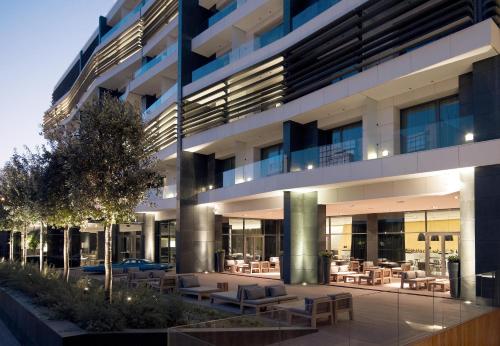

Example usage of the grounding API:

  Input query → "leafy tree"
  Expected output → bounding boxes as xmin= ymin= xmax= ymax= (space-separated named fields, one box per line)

xmin=0 ymin=198 xmax=16 ymax=261
xmin=0 ymin=149 xmax=40 ymax=266
xmin=68 ymin=94 xmax=159 ymax=300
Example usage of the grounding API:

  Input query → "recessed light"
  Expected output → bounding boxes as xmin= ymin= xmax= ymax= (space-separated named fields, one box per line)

xmin=465 ymin=133 xmax=474 ymax=142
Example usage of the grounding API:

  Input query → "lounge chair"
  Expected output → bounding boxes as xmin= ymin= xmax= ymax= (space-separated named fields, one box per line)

xmin=330 ymin=264 xmax=357 ymax=282
xmin=260 ymin=261 xmax=270 ymax=273
xmin=359 ymin=269 xmax=382 ymax=285
xmin=177 ymin=275 xmax=221 ymax=301
xmin=150 ymin=274 xmax=176 ymax=293
xmin=127 ymin=271 xmax=150 ymax=288
xmin=249 ymin=261 xmax=261 ymax=273
xmin=328 ymin=293 xmax=354 ymax=323
xmin=286 ymin=297 xmax=333 ymax=328
xmin=392 ymin=263 xmax=410 ymax=277
xmin=381 ymin=268 xmax=392 ymax=284
xmin=269 ymin=257 xmax=280 ymax=272
xmin=401 ymin=270 xmax=435 ymax=289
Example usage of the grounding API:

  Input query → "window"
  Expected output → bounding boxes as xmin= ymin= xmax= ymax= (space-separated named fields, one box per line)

xmin=260 ymin=144 xmax=284 ymax=177
xmin=220 ymin=156 xmax=235 ymax=187
xmin=400 ymin=96 xmax=463 ymax=153
xmin=326 ymin=216 xmax=366 ymax=260
xmin=321 ymin=121 xmax=362 ymax=166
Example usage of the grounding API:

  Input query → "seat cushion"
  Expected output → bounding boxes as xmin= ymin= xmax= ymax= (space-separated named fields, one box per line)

xmin=265 ymin=285 xmax=287 ymax=297
xmin=340 ymin=265 xmax=349 ymax=272
xmin=277 ymin=295 xmax=298 ymax=303
xmin=180 ymin=286 xmax=219 ymax=294
xmin=226 ymin=259 xmax=235 ymax=266
xmin=132 ymin=271 xmax=149 ymax=280
xmin=416 ymin=270 xmax=427 ymax=278
xmin=237 ymin=284 xmax=258 ymax=300
xmin=405 ymin=271 xmax=416 ymax=279
xmin=330 ymin=265 xmax=339 ymax=273
xmin=149 ymin=270 xmax=165 ymax=279
xmin=211 ymin=291 xmax=239 ymax=303
xmin=305 ymin=298 xmax=314 ymax=314
xmin=180 ymin=275 xmax=200 ymax=288
xmin=244 ymin=286 xmax=266 ymax=300
xmin=243 ymin=297 xmax=278 ymax=305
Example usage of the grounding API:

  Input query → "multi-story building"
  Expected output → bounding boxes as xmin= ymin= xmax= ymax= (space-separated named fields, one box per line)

xmin=43 ymin=0 xmax=500 ymax=294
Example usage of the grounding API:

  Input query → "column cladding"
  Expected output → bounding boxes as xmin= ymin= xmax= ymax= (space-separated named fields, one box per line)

xmin=283 ymin=191 xmax=320 ymax=284
xmin=366 ymin=214 xmax=378 ymax=261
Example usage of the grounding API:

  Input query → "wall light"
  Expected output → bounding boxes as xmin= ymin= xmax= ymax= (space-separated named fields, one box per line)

xmin=382 ymin=150 xmax=389 ymax=157
xmin=246 ymin=177 xmax=253 ymax=182
xmin=208 ymin=185 xmax=213 ymax=190
xmin=465 ymin=133 xmax=474 ymax=142
xmin=367 ymin=152 xmax=378 ymax=160
xmin=307 ymin=164 xmax=314 ymax=170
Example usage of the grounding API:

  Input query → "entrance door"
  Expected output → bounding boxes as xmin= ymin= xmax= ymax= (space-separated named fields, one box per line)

xmin=425 ymin=233 xmax=460 ymax=277
xmin=160 ymin=221 xmax=176 ymax=263
xmin=245 ymin=236 xmax=264 ymax=261
xmin=121 ymin=232 xmax=140 ymax=260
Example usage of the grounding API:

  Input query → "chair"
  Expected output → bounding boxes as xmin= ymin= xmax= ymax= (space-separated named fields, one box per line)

xmin=328 ymin=293 xmax=354 ymax=323
xmin=127 ymin=271 xmax=150 ymax=288
xmin=349 ymin=261 xmax=360 ymax=273
xmin=270 ymin=257 xmax=280 ymax=272
xmin=359 ymin=269 xmax=382 ymax=285
xmin=392 ymin=263 xmax=410 ymax=277
xmin=250 ymin=261 xmax=261 ymax=274
xmin=260 ymin=261 xmax=270 ymax=273
xmin=225 ymin=259 xmax=236 ymax=273
xmin=363 ymin=261 xmax=375 ymax=271
xmin=287 ymin=297 xmax=333 ymax=328
xmin=381 ymin=268 xmax=392 ymax=284
xmin=177 ymin=275 xmax=222 ymax=301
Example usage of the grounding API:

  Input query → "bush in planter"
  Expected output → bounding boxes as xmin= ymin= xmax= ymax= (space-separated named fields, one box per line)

xmin=448 ymin=254 xmax=460 ymax=298
xmin=319 ymin=251 xmax=334 ymax=284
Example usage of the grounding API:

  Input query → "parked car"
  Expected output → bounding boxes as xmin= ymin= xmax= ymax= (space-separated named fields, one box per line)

xmin=82 ymin=258 xmax=173 ymax=273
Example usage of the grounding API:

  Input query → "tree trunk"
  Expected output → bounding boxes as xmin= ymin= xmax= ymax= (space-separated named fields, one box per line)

xmin=63 ymin=226 xmax=71 ymax=282
xmin=104 ymin=221 xmax=114 ymax=302
xmin=39 ymin=223 xmax=44 ymax=272
xmin=21 ymin=226 xmax=27 ymax=266
xmin=9 ymin=231 xmax=14 ymax=261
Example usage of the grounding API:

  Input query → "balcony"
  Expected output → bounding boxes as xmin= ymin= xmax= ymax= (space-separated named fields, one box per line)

xmin=134 ymin=44 xmax=178 ymax=79
xmin=292 ymin=0 xmax=341 ymax=30
xmin=142 ymin=83 xmax=178 ymax=122
xmin=192 ymin=23 xmax=284 ymax=81
xmin=207 ymin=0 xmax=247 ymax=27
xmin=101 ymin=0 xmax=147 ymax=43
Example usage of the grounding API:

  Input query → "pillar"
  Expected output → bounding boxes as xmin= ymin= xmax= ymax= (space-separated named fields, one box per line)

xmin=460 ymin=168 xmax=475 ymax=299
xmin=366 ymin=214 xmax=378 ymax=261
xmin=143 ymin=214 xmax=155 ymax=262
xmin=283 ymin=191 xmax=320 ymax=284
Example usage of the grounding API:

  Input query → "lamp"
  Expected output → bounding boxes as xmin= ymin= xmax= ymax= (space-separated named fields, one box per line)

xmin=431 ymin=235 xmax=439 ymax=241
xmin=417 ymin=233 xmax=425 ymax=241
xmin=444 ymin=235 xmax=454 ymax=241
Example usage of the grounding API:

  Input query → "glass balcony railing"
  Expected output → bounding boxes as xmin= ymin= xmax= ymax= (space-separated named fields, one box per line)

xmin=101 ymin=0 xmax=147 ymax=43
xmin=162 ymin=184 xmax=177 ymax=199
xmin=192 ymin=23 xmax=284 ymax=81
xmin=292 ymin=0 xmax=341 ymax=30
xmin=134 ymin=44 xmax=178 ymax=79
xmin=142 ymin=83 xmax=177 ymax=120
xmin=208 ymin=0 xmax=247 ymax=27
xmin=221 ymin=155 xmax=285 ymax=188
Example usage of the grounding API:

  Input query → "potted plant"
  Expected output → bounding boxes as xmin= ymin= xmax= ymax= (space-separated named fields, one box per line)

xmin=215 ymin=249 xmax=226 ymax=273
xmin=448 ymin=254 xmax=460 ymax=298
xmin=279 ymin=251 xmax=284 ymax=280
xmin=319 ymin=250 xmax=333 ymax=285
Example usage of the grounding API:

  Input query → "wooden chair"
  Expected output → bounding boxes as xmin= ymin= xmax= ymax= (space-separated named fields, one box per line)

xmin=359 ymin=269 xmax=382 ymax=285
xmin=287 ymin=297 xmax=333 ymax=328
xmin=329 ymin=293 xmax=354 ymax=323
xmin=349 ymin=261 xmax=360 ymax=273
xmin=250 ymin=261 xmax=261 ymax=273
xmin=381 ymin=268 xmax=392 ymax=284
xmin=392 ymin=263 xmax=411 ymax=277
xmin=362 ymin=261 xmax=375 ymax=271
xmin=260 ymin=261 xmax=270 ymax=273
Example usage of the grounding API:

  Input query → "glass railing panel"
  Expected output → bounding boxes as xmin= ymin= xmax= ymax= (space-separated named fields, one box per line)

xmin=134 ymin=44 xmax=178 ymax=78
xmin=101 ymin=0 xmax=146 ymax=43
xmin=162 ymin=184 xmax=177 ymax=199
xmin=292 ymin=0 xmax=341 ymax=30
xmin=192 ymin=22 xmax=284 ymax=82
xmin=207 ymin=0 xmax=248 ymax=27
xmin=218 ymin=155 xmax=284 ymax=188
xmin=142 ymin=83 xmax=177 ymax=120
xmin=400 ymin=115 xmax=474 ymax=154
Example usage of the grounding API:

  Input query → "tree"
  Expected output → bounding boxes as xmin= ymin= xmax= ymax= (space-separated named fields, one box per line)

xmin=40 ymin=143 xmax=87 ymax=282
xmin=0 ymin=198 xmax=16 ymax=261
xmin=68 ymin=94 xmax=159 ymax=300
xmin=0 ymin=149 xmax=40 ymax=266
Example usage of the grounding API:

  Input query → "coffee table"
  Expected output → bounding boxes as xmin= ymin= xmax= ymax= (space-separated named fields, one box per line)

xmin=428 ymin=280 xmax=450 ymax=292
xmin=343 ymin=273 xmax=363 ymax=284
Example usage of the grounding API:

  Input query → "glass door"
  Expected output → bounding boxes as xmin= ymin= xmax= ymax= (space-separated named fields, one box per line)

xmin=159 ymin=221 xmax=176 ymax=263
xmin=425 ymin=233 xmax=460 ymax=277
xmin=245 ymin=236 xmax=264 ymax=261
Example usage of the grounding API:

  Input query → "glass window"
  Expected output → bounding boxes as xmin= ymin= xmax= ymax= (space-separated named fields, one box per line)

xmin=260 ymin=144 xmax=283 ymax=177
xmin=326 ymin=216 xmax=365 ymax=259
xmin=401 ymin=96 xmax=461 ymax=153
xmin=220 ymin=156 xmax=235 ymax=187
xmin=321 ymin=122 xmax=362 ymax=166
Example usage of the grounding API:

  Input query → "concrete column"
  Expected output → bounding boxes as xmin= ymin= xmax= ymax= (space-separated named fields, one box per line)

xmin=283 ymin=191 xmax=320 ymax=284
xmin=460 ymin=168 xmax=475 ymax=299
xmin=362 ymin=98 xmax=379 ymax=160
xmin=143 ymin=214 xmax=155 ymax=262
xmin=366 ymin=214 xmax=378 ymax=261
xmin=377 ymin=103 xmax=399 ymax=156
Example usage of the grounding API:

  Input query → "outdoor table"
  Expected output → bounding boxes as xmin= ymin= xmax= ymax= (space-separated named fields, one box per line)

xmin=217 ymin=282 xmax=229 ymax=292
xmin=343 ymin=273 xmax=364 ymax=284
xmin=428 ymin=280 xmax=449 ymax=292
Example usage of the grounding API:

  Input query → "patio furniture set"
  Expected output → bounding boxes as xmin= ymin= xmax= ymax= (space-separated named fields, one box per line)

xmin=225 ymin=257 xmax=280 ymax=274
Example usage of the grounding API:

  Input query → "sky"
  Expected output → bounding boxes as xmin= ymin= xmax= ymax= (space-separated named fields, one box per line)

xmin=0 ymin=0 xmax=116 ymax=165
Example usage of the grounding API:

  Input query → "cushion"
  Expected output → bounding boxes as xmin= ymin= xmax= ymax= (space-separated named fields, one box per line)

xmin=133 ymin=271 xmax=149 ymax=280
xmin=235 ymin=260 xmax=245 ymax=265
xmin=244 ymin=286 xmax=266 ymax=300
xmin=305 ymin=297 xmax=314 ymax=314
xmin=243 ymin=297 xmax=277 ymax=305
xmin=416 ymin=270 xmax=427 ymax=278
xmin=339 ymin=265 xmax=349 ymax=272
xmin=180 ymin=275 xmax=200 ymax=288
xmin=266 ymin=285 xmax=287 ymax=297
xmin=330 ymin=265 xmax=339 ymax=273
xmin=149 ymin=270 xmax=165 ymax=279
xmin=237 ymin=284 xmax=258 ymax=300
xmin=405 ymin=271 xmax=416 ymax=279
xmin=226 ymin=259 xmax=235 ymax=266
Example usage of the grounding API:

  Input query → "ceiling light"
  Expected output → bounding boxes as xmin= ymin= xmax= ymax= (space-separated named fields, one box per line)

xmin=465 ymin=133 xmax=474 ymax=142
xmin=307 ymin=164 xmax=314 ymax=170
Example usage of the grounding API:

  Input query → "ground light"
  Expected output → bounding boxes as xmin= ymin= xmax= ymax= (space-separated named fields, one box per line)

xmin=465 ymin=133 xmax=474 ymax=142
xmin=307 ymin=164 xmax=313 ymax=170
xmin=302 ymin=282 xmax=307 ymax=286
xmin=382 ymin=150 xmax=389 ymax=157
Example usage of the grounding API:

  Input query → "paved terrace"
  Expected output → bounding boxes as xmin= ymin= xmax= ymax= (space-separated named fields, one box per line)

xmin=190 ymin=273 xmax=494 ymax=346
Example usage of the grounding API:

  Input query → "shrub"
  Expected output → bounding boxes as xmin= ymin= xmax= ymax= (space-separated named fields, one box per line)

xmin=0 ymin=262 xmax=232 ymax=332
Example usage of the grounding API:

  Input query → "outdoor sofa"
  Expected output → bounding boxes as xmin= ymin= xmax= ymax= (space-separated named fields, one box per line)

xmin=177 ymin=274 xmax=222 ymax=301
xmin=400 ymin=270 xmax=435 ymax=289
xmin=210 ymin=284 xmax=298 ymax=314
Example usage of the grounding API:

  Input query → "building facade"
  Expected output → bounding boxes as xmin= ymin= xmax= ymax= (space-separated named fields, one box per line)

xmin=43 ymin=0 xmax=500 ymax=293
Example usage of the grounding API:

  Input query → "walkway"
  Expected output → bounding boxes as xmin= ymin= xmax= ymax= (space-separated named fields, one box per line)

xmin=192 ymin=273 xmax=493 ymax=346
xmin=0 ymin=318 xmax=19 ymax=346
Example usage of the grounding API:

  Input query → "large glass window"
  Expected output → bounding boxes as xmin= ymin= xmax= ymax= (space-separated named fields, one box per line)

xmin=260 ymin=144 xmax=284 ymax=177
xmin=326 ymin=216 xmax=366 ymax=260
xmin=321 ymin=121 xmax=362 ymax=166
xmin=158 ymin=220 xmax=176 ymax=263
xmin=400 ymin=96 xmax=465 ymax=153
xmin=220 ymin=156 xmax=235 ymax=187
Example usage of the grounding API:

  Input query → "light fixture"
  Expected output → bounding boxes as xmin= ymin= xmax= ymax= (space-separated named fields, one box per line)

xmin=444 ymin=235 xmax=454 ymax=241
xmin=465 ymin=133 xmax=474 ymax=142
xmin=307 ymin=164 xmax=314 ymax=170
xmin=382 ymin=150 xmax=389 ymax=157
xmin=301 ymin=282 xmax=308 ymax=286
xmin=246 ymin=177 xmax=253 ymax=182
xmin=454 ymin=195 xmax=459 ymax=200
xmin=127 ymin=296 xmax=132 ymax=302
xmin=431 ymin=235 xmax=439 ymax=241
xmin=208 ymin=185 xmax=213 ymax=190
xmin=417 ymin=233 xmax=425 ymax=241
xmin=367 ymin=152 xmax=378 ymax=160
